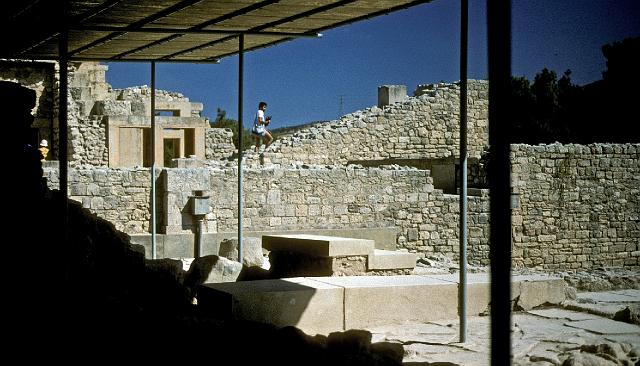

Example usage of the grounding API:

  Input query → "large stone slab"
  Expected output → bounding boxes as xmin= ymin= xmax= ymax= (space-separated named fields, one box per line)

xmin=262 ymin=234 xmax=374 ymax=257
xmin=577 ymin=290 xmax=640 ymax=303
xmin=197 ymin=273 xmax=568 ymax=335
xmin=420 ymin=273 xmax=491 ymax=316
xmin=512 ymin=274 xmax=565 ymax=310
xmin=368 ymin=249 xmax=417 ymax=270
xmin=565 ymin=318 xmax=640 ymax=334
xmin=420 ymin=273 xmax=565 ymax=314
xmin=527 ymin=308 xmax=599 ymax=321
xmin=311 ymin=275 xmax=458 ymax=329
xmin=198 ymin=277 xmax=344 ymax=335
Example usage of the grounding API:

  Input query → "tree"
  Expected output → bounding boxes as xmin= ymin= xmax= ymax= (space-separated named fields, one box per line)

xmin=508 ymin=36 xmax=640 ymax=143
xmin=556 ymin=69 xmax=584 ymax=142
xmin=509 ymin=69 xmax=571 ymax=143
xmin=508 ymin=76 xmax=536 ymax=142
xmin=598 ymin=37 xmax=640 ymax=142
xmin=531 ymin=68 xmax=560 ymax=141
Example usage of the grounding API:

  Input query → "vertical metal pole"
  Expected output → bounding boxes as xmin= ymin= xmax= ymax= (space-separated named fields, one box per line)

xmin=196 ymin=217 xmax=204 ymax=258
xmin=487 ymin=1 xmax=512 ymax=365
xmin=151 ymin=61 xmax=157 ymax=259
xmin=458 ymin=0 xmax=468 ymax=344
xmin=237 ymin=34 xmax=244 ymax=264
xmin=59 ymin=26 xmax=69 ymax=267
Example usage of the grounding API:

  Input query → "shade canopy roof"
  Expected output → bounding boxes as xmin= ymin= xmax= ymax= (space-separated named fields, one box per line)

xmin=1 ymin=0 xmax=431 ymax=62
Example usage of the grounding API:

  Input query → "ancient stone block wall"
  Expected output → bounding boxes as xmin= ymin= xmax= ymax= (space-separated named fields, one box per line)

xmin=44 ymin=165 xmax=490 ymax=263
xmin=3 ymin=61 xmax=236 ymax=166
xmin=511 ymin=143 xmax=640 ymax=269
xmin=205 ymin=128 xmax=236 ymax=160
xmin=255 ymin=80 xmax=488 ymax=166
xmin=44 ymin=167 xmax=156 ymax=234
xmin=44 ymin=143 xmax=639 ymax=269
xmin=67 ymin=62 xmax=112 ymax=167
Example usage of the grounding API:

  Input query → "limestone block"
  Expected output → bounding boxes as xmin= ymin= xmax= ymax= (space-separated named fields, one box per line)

xmin=198 ymin=277 xmax=344 ymax=335
xmin=367 ymin=250 xmax=416 ymax=270
xmin=512 ymin=275 xmax=565 ymax=310
xmin=262 ymin=234 xmax=375 ymax=257
xmin=315 ymin=275 xmax=458 ymax=329
xmin=419 ymin=273 xmax=492 ymax=316
xmin=188 ymin=255 xmax=242 ymax=284
xmin=218 ymin=237 xmax=264 ymax=268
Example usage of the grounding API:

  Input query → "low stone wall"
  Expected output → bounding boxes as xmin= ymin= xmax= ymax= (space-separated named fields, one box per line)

xmin=47 ymin=165 xmax=468 ymax=257
xmin=44 ymin=167 xmax=155 ymax=233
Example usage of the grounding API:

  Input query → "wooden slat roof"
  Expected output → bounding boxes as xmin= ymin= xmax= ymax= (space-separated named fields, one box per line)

xmin=1 ymin=0 xmax=433 ymax=62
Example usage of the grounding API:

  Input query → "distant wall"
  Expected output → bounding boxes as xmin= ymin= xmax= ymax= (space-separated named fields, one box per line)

xmin=253 ymin=80 xmax=489 ymax=166
xmin=205 ymin=128 xmax=236 ymax=160
xmin=511 ymin=143 xmax=640 ymax=269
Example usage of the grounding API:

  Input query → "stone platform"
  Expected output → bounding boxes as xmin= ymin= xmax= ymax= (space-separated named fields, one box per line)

xmin=198 ymin=273 xmax=565 ymax=336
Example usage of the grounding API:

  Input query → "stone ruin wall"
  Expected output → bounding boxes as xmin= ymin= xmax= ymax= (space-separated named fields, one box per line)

xmin=2 ymin=61 xmax=236 ymax=167
xmin=44 ymin=142 xmax=639 ymax=269
xmin=66 ymin=62 xmax=111 ymax=167
xmin=66 ymin=63 xmax=236 ymax=167
xmin=252 ymin=80 xmax=488 ymax=166
xmin=511 ymin=143 xmax=639 ymax=269
xmin=45 ymin=165 xmax=491 ymax=264
xmin=8 ymin=61 xmax=636 ymax=269
xmin=0 ymin=60 xmax=58 ymax=156
xmin=205 ymin=128 xmax=236 ymax=160
xmin=44 ymin=167 xmax=157 ymax=233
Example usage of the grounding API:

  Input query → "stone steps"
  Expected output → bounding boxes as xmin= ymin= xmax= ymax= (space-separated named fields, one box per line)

xmin=263 ymin=234 xmax=375 ymax=257
xmin=198 ymin=273 xmax=565 ymax=336
xmin=262 ymin=234 xmax=416 ymax=276
xmin=368 ymin=249 xmax=417 ymax=270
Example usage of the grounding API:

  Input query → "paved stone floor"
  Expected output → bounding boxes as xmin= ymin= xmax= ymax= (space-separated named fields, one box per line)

xmin=365 ymin=289 xmax=640 ymax=365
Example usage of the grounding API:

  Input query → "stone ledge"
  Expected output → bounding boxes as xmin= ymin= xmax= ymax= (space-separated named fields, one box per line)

xmin=198 ymin=274 xmax=566 ymax=335
xmin=199 ymin=277 xmax=344 ymax=335
xmin=368 ymin=249 xmax=417 ymax=270
xmin=262 ymin=234 xmax=375 ymax=257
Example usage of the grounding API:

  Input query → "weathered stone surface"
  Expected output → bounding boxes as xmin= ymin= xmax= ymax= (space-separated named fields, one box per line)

xmin=34 ymin=61 xmax=640 ymax=270
xmin=184 ymin=255 xmax=242 ymax=287
xmin=218 ymin=237 xmax=264 ymax=268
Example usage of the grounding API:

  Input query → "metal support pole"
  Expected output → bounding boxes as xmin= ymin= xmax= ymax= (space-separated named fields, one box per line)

xmin=59 ymin=26 xmax=69 ymax=271
xmin=237 ymin=34 xmax=244 ymax=264
xmin=458 ymin=0 xmax=468 ymax=344
xmin=151 ymin=61 xmax=157 ymax=259
xmin=195 ymin=216 xmax=204 ymax=258
xmin=487 ymin=1 xmax=512 ymax=364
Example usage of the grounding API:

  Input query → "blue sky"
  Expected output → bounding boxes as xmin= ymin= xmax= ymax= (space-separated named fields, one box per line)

xmin=105 ymin=0 xmax=640 ymax=128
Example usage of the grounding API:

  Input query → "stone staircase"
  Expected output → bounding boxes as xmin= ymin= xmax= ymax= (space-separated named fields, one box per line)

xmin=263 ymin=234 xmax=417 ymax=277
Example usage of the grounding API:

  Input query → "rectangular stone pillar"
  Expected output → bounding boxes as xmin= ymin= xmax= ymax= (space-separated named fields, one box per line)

xmin=378 ymin=85 xmax=407 ymax=107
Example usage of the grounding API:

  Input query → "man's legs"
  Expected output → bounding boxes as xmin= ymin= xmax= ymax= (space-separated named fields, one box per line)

xmin=253 ymin=135 xmax=261 ymax=152
xmin=264 ymin=131 xmax=273 ymax=149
